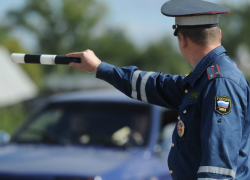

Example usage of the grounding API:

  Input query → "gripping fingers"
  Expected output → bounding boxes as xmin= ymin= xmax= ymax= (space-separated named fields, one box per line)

xmin=67 ymin=50 xmax=100 ymax=72
xmin=69 ymin=62 xmax=88 ymax=71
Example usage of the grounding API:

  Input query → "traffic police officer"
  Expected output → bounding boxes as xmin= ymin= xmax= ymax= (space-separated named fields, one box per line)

xmin=67 ymin=0 xmax=250 ymax=179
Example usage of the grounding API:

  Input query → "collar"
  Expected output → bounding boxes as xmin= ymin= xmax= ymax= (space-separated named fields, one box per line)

xmin=183 ymin=46 xmax=227 ymax=87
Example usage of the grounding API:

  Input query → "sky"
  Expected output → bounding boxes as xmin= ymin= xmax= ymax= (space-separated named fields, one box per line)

xmin=0 ymin=0 xmax=248 ymax=50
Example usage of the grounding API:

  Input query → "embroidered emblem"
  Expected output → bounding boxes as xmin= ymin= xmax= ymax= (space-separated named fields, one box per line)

xmin=215 ymin=95 xmax=232 ymax=115
xmin=177 ymin=120 xmax=185 ymax=137
xmin=207 ymin=64 xmax=221 ymax=80
xmin=189 ymin=92 xmax=199 ymax=99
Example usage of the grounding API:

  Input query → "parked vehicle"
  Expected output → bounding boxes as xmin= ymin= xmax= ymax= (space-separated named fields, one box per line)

xmin=0 ymin=90 xmax=177 ymax=180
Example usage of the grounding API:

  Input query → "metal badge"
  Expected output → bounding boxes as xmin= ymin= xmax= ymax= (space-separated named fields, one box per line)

xmin=177 ymin=120 xmax=185 ymax=137
xmin=172 ymin=24 xmax=178 ymax=29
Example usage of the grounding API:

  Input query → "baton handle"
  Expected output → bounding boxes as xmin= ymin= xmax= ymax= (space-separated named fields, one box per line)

xmin=11 ymin=53 xmax=81 ymax=65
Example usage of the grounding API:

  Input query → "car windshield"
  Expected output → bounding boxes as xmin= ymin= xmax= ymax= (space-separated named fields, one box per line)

xmin=13 ymin=101 xmax=151 ymax=148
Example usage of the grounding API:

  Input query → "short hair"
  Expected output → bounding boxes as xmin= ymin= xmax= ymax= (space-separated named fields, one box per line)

xmin=177 ymin=27 xmax=221 ymax=46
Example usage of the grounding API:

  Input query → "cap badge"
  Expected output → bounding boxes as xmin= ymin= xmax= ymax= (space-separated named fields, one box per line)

xmin=172 ymin=25 xmax=178 ymax=29
xmin=177 ymin=120 xmax=185 ymax=137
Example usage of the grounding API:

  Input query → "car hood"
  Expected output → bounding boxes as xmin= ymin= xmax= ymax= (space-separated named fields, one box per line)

xmin=0 ymin=144 xmax=140 ymax=177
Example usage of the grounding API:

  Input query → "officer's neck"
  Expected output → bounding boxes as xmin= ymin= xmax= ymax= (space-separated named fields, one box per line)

xmin=186 ymin=42 xmax=221 ymax=68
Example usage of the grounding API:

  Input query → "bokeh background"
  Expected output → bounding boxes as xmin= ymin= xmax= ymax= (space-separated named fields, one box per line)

xmin=0 ymin=0 xmax=250 ymax=135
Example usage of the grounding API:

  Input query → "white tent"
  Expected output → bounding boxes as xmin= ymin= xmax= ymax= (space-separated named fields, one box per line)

xmin=0 ymin=47 xmax=38 ymax=107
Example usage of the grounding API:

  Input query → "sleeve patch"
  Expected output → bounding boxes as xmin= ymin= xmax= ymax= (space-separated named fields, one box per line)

xmin=215 ymin=95 xmax=232 ymax=115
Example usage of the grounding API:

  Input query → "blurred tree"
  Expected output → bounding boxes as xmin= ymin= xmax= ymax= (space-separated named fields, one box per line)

xmin=91 ymin=32 xmax=191 ymax=74
xmin=135 ymin=37 xmax=192 ymax=74
xmin=0 ymin=26 xmax=24 ymax=53
xmin=90 ymin=28 xmax=139 ymax=67
xmin=220 ymin=3 xmax=250 ymax=58
xmin=0 ymin=104 xmax=28 ymax=135
xmin=220 ymin=3 xmax=250 ymax=80
xmin=0 ymin=26 xmax=45 ymax=88
xmin=3 ymin=0 xmax=191 ymax=89
xmin=7 ymin=0 xmax=107 ymax=76
xmin=0 ymin=0 xmax=192 ymax=134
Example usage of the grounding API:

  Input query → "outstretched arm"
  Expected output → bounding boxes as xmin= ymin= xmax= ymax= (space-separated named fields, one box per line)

xmin=67 ymin=50 xmax=184 ymax=109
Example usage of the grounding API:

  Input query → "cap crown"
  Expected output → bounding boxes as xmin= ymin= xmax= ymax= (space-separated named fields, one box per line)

xmin=161 ymin=0 xmax=231 ymax=17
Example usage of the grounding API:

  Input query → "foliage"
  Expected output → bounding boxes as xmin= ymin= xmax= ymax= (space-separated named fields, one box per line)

xmin=3 ymin=0 xmax=192 ymax=87
xmin=1 ymin=0 xmax=250 ymax=135
xmin=0 ymin=26 xmax=25 ymax=53
xmin=6 ymin=0 xmax=108 ymax=80
xmin=136 ymin=37 xmax=192 ymax=74
xmin=220 ymin=3 xmax=250 ymax=59
xmin=0 ymin=104 xmax=28 ymax=135
xmin=220 ymin=2 xmax=250 ymax=81
xmin=0 ymin=0 xmax=190 ymax=134
xmin=90 ymin=29 xmax=139 ymax=67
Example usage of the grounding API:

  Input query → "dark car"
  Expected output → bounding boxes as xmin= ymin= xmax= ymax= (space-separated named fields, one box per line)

xmin=0 ymin=90 xmax=177 ymax=180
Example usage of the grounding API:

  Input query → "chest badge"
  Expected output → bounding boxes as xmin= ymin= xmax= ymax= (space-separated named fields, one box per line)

xmin=215 ymin=95 xmax=232 ymax=115
xmin=189 ymin=92 xmax=199 ymax=99
xmin=177 ymin=120 xmax=185 ymax=137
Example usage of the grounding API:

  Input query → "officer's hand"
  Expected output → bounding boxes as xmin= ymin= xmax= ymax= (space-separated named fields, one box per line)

xmin=66 ymin=49 xmax=101 ymax=73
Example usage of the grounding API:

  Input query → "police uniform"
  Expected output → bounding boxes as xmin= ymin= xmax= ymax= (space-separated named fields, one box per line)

xmin=96 ymin=1 xmax=250 ymax=179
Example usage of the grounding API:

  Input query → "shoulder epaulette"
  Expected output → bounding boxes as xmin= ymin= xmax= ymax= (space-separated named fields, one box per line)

xmin=207 ymin=64 xmax=221 ymax=80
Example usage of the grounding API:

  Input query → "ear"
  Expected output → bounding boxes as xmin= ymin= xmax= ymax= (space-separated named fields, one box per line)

xmin=218 ymin=28 xmax=222 ymax=39
xmin=179 ymin=33 xmax=188 ymax=49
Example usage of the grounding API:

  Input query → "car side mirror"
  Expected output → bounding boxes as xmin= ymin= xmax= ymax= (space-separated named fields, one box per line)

xmin=0 ymin=130 xmax=10 ymax=145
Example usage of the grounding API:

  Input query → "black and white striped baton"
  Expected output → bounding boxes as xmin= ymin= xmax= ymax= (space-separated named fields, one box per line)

xmin=11 ymin=53 xmax=81 ymax=65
